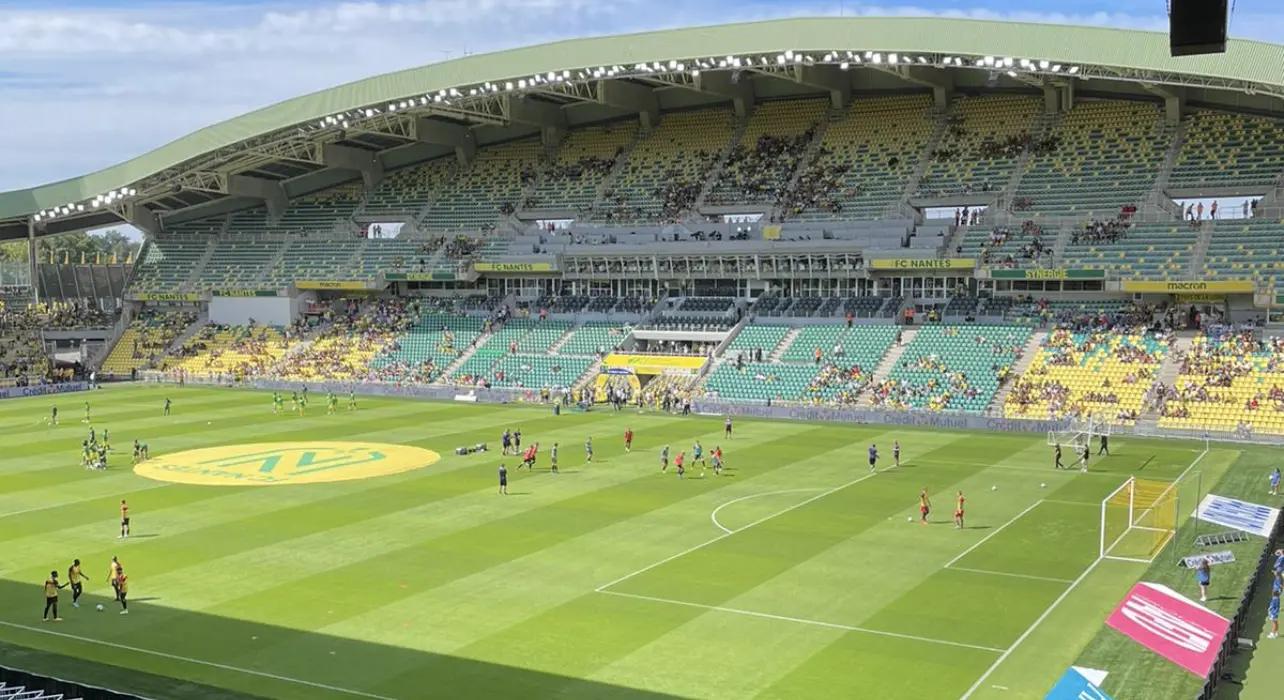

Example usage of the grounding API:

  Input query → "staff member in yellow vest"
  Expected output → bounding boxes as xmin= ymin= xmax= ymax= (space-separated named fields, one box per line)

xmin=68 ymin=558 xmax=90 ymax=608
xmin=43 ymin=571 xmax=67 ymax=622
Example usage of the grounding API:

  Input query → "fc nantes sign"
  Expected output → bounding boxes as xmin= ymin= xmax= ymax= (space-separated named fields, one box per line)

xmin=135 ymin=442 xmax=440 ymax=486
xmin=868 ymin=258 xmax=976 ymax=271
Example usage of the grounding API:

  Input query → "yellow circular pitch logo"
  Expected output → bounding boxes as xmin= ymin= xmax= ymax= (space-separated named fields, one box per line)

xmin=134 ymin=442 xmax=440 ymax=486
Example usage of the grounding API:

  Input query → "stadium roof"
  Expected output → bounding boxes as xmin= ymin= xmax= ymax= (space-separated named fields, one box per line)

xmin=3 ymin=15 xmax=1283 ymax=239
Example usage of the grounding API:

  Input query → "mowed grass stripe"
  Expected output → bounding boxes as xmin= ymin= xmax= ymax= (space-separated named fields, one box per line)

xmin=0 ymin=405 xmax=636 ymax=549
xmin=307 ymin=425 xmax=905 ymax=657
xmin=0 ymin=394 xmax=636 ymax=523
xmin=406 ymin=428 xmax=952 ymax=690
xmin=30 ymin=418 xmax=832 ymax=688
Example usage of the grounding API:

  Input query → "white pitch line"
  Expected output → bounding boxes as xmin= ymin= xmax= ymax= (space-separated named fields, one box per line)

xmin=958 ymin=444 xmax=1212 ymax=700
xmin=0 ymin=620 xmax=398 ymax=700
xmin=946 ymin=566 xmax=1074 ymax=585
xmin=0 ymin=481 xmax=171 ymax=520
xmin=599 ymin=589 xmax=1005 ymax=653
xmin=944 ymin=500 xmax=1044 ymax=569
xmin=709 ymin=488 xmax=825 ymax=535
xmin=596 ymin=466 xmax=892 ymax=593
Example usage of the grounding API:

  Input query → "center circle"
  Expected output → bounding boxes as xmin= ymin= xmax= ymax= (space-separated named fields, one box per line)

xmin=133 ymin=442 xmax=440 ymax=486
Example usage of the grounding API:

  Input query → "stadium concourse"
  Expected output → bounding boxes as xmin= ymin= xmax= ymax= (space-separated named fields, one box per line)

xmin=1 ymin=14 xmax=1284 ymax=700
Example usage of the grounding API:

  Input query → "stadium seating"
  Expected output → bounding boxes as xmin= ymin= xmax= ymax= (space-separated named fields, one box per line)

xmin=487 ymin=353 xmax=594 ymax=389
xmin=167 ymin=324 xmax=288 ymax=378
xmin=529 ymin=122 xmax=637 ymax=213
xmin=130 ymin=240 xmax=209 ymax=291
xmin=1005 ymin=299 xmax=1132 ymax=326
xmin=1157 ymin=333 xmax=1284 ymax=435
xmin=1170 ymin=110 xmax=1284 ymax=188
xmin=101 ymin=310 xmax=197 ymax=375
xmin=1203 ymin=218 xmax=1284 ymax=285
xmin=421 ymin=137 xmax=543 ymax=231
xmin=917 ymin=95 xmax=1042 ymax=198
xmin=270 ymin=239 xmax=362 ymax=285
xmin=557 ymin=321 xmax=630 ymax=356
xmin=228 ymin=184 xmax=362 ymax=237
xmin=0 ymin=330 xmax=48 ymax=381
xmin=1059 ymin=222 xmax=1197 ymax=279
xmin=595 ymin=108 xmax=734 ymax=222
xmin=272 ymin=301 xmax=414 ymax=381
xmin=706 ymin=98 xmax=827 ymax=206
xmin=786 ymin=94 xmax=935 ymax=221
xmin=199 ymin=240 xmax=281 ymax=289
xmin=726 ymin=324 xmax=790 ymax=355
xmin=1005 ymin=328 xmax=1168 ymax=425
xmin=875 ymin=325 xmax=1030 ymax=412
xmin=703 ymin=362 xmax=824 ymax=403
xmin=371 ymin=312 xmax=486 ymax=382
xmin=779 ymin=324 xmax=898 ymax=368
xmin=362 ymin=159 xmax=454 ymax=218
xmin=1015 ymin=101 xmax=1169 ymax=217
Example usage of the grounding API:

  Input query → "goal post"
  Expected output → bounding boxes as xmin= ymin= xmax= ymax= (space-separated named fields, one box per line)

xmin=1100 ymin=476 xmax=1180 ymax=562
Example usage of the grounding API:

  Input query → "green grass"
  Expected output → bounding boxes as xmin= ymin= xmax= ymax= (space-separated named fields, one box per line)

xmin=0 ymin=383 xmax=1275 ymax=700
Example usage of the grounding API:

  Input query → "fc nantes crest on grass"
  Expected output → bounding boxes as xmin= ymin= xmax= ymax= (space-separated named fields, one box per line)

xmin=134 ymin=442 xmax=440 ymax=486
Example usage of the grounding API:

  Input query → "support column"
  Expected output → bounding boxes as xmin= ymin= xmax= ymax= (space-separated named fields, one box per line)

xmin=28 ymin=218 xmax=39 ymax=304
xmin=1042 ymin=85 xmax=1059 ymax=114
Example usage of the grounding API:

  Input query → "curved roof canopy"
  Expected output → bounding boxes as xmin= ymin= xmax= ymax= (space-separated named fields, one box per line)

xmin=3 ymin=15 xmax=1282 ymax=236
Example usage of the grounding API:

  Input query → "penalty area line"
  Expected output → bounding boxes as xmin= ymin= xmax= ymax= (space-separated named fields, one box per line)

xmin=0 ymin=620 xmax=397 ymax=700
xmin=598 ymin=590 xmax=1004 ymax=653
xmin=709 ymin=488 xmax=825 ymax=535
xmin=597 ymin=465 xmax=896 ymax=593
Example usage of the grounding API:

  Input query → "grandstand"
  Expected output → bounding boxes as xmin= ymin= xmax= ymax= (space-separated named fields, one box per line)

xmin=4 ymin=15 xmax=1284 ymax=700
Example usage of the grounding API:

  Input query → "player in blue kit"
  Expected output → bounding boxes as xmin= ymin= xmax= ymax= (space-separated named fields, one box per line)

xmin=868 ymin=444 xmax=878 ymax=472
xmin=584 ymin=436 xmax=593 ymax=463
xmin=1270 ymin=467 xmax=1280 ymax=496
xmin=498 ymin=464 xmax=508 ymax=495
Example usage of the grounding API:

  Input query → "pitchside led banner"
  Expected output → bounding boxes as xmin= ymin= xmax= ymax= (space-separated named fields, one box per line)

xmin=1106 ymin=582 xmax=1229 ymax=676
xmin=1046 ymin=668 xmax=1113 ymax=700
xmin=1194 ymin=494 xmax=1280 ymax=537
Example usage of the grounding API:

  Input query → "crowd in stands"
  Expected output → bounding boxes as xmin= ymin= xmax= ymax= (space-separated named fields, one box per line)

xmin=0 ymin=299 xmax=114 ymax=331
xmin=708 ymin=132 xmax=816 ymax=206
xmin=974 ymin=221 xmax=1050 ymax=267
xmin=1071 ymin=218 xmax=1132 ymax=246
xmin=775 ymin=156 xmax=852 ymax=219
xmin=270 ymin=299 xmax=416 ymax=380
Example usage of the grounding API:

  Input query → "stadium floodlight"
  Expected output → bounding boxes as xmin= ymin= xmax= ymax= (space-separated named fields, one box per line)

xmin=775 ymin=54 xmax=786 ymax=65
xmin=917 ymin=56 xmax=927 ymax=63
xmin=839 ymin=61 xmax=849 ymax=70
xmin=888 ymin=52 xmax=898 ymax=64
xmin=1068 ymin=65 xmax=1080 ymax=74
xmin=76 ymin=204 xmax=84 ymax=211
xmin=1006 ymin=70 xmax=1017 ymax=78
xmin=1051 ymin=64 xmax=1062 ymax=72
xmin=983 ymin=55 xmax=995 ymax=66
xmin=871 ymin=52 xmax=882 ymax=64
xmin=388 ymin=104 xmax=397 ymax=112
xmin=505 ymin=81 xmax=514 ymax=90
xmin=561 ymin=70 xmax=570 ymax=79
xmin=1039 ymin=59 xmax=1050 ymax=69
xmin=691 ymin=69 xmax=700 ymax=77
xmin=784 ymin=49 xmax=794 ymax=60
xmin=518 ymin=79 xmax=527 ymax=88
xmin=341 ymin=120 xmax=349 ymax=128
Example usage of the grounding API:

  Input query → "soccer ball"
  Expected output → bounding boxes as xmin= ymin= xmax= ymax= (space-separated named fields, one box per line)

xmin=991 ymin=485 xmax=998 ymax=491
xmin=906 ymin=516 xmax=913 ymax=522
xmin=96 ymin=604 xmax=104 ymax=612
xmin=1040 ymin=482 xmax=1047 ymax=488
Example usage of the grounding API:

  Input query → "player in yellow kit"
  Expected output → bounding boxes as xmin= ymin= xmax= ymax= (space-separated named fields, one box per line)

xmin=68 ymin=558 xmax=90 ymax=608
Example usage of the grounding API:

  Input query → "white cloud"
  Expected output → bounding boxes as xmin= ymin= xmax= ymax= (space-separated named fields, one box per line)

xmin=0 ymin=0 xmax=1279 ymax=192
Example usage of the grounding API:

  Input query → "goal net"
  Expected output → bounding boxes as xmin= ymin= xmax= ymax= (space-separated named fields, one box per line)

xmin=1100 ymin=476 xmax=1179 ymax=562
xmin=1048 ymin=415 xmax=1111 ymax=451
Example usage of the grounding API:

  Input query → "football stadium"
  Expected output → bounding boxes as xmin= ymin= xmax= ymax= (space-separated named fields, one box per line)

xmin=2 ymin=13 xmax=1284 ymax=700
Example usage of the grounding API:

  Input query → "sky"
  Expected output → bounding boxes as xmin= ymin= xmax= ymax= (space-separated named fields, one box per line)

xmin=1 ymin=0 xmax=1281 ymax=194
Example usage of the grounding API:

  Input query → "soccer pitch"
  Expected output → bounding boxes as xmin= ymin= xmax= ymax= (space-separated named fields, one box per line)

xmin=0 ymin=384 xmax=1251 ymax=699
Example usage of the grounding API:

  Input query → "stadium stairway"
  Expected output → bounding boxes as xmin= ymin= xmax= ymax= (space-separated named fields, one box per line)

xmin=768 ymin=326 xmax=805 ymax=362
xmin=1144 ymin=118 xmax=1189 ymax=221
xmin=769 ymin=117 xmax=831 ymax=221
xmin=888 ymin=107 xmax=951 ymax=218
xmin=1139 ymin=331 xmax=1196 ymax=422
xmin=182 ymin=240 xmax=218 ymax=292
xmin=857 ymin=327 xmax=917 ymax=406
xmin=164 ymin=312 xmax=211 ymax=356
xmin=587 ymin=132 xmax=644 ymax=217
xmin=1186 ymin=223 xmax=1213 ymax=277
xmin=693 ymin=118 xmax=749 ymax=211
xmin=438 ymin=323 xmax=498 ymax=379
xmin=986 ymin=331 xmax=1048 ymax=415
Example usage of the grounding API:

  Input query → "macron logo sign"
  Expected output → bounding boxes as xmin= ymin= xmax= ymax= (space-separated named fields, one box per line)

xmin=1106 ymin=583 xmax=1228 ymax=676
